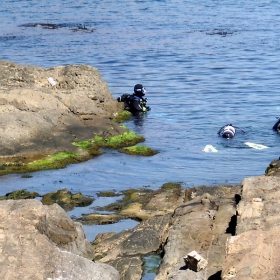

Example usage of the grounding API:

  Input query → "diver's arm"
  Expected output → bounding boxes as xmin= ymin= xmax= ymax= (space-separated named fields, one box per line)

xmin=217 ymin=126 xmax=225 ymax=135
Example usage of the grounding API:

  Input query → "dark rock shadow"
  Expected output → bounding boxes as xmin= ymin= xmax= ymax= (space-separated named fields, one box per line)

xmin=208 ymin=270 xmax=222 ymax=280
xmin=179 ymin=265 xmax=188 ymax=270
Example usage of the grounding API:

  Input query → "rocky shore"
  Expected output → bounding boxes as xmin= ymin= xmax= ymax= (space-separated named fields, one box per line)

xmin=2 ymin=173 xmax=280 ymax=280
xmin=1 ymin=61 xmax=280 ymax=279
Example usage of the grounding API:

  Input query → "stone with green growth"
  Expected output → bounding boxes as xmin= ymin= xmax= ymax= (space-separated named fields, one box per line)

xmin=97 ymin=191 xmax=121 ymax=197
xmin=119 ymin=145 xmax=158 ymax=156
xmin=72 ymin=140 xmax=102 ymax=156
xmin=5 ymin=189 xmax=40 ymax=200
xmin=161 ymin=182 xmax=182 ymax=190
xmin=94 ymin=131 xmax=145 ymax=149
xmin=41 ymin=188 xmax=94 ymax=211
xmin=113 ymin=110 xmax=132 ymax=123
xmin=26 ymin=152 xmax=80 ymax=172
xmin=21 ymin=174 xmax=33 ymax=178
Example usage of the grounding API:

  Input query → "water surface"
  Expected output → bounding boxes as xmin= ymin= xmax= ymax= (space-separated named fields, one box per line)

xmin=0 ymin=0 xmax=279 ymax=203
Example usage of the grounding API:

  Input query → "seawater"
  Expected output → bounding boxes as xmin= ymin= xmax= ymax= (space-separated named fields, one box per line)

xmin=0 ymin=1 xmax=280 ymax=208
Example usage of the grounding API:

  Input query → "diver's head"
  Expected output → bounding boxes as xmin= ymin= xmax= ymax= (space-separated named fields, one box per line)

xmin=134 ymin=84 xmax=146 ymax=97
xmin=220 ymin=124 xmax=236 ymax=139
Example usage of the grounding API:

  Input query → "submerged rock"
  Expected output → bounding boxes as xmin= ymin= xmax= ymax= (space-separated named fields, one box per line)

xmin=41 ymin=188 xmax=94 ymax=211
xmin=265 ymin=157 xmax=280 ymax=176
xmin=4 ymin=189 xmax=40 ymax=200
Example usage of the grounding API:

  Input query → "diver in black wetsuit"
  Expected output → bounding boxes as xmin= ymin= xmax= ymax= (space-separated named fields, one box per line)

xmin=273 ymin=117 xmax=280 ymax=133
xmin=217 ymin=124 xmax=245 ymax=139
xmin=117 ymin=84 xmax=151 ymax=114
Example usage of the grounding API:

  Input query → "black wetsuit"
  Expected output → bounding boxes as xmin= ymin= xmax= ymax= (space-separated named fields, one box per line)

xmin=117 ymin=94 xmax=150 ymax=113
xmin=273 ymin=118 xmax=280 ymax=132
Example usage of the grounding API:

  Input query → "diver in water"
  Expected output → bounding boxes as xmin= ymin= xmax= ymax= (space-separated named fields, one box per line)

xmin=117 ymin=84 xmax=151 ymax=114
xmin=272 ymin=117 xmax=280 ymax=133
xmin=217 ymin=124 xmax=245 ymax=139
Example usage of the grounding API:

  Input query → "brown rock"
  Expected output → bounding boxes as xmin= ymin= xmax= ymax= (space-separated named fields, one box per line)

xmin=155 ymin=185 xmax=241 ymax=280
xmin=221 ymin=176 xmax=280 ymax=280
xmin=0 ymin=61 xmax=124 ymax=157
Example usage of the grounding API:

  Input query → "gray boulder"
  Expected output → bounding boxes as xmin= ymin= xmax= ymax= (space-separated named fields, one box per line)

xmin=0 ymin=199 xmax=119 ymax=280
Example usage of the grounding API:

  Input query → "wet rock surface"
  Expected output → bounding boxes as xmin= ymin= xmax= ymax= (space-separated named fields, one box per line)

xmin=87 ymin=184 xmax=241 ymax=280
xmin=2 ymin=174 xmax=280 ymax=279
xmin=92 ymin=214 xmax=171 ymax=280
xmin=265 ymin=157 xmax=280 ymax=176
xmin=91 ymin=175 xmax=280 ymax=280
xmin=41 ymin=188 xmax=94 ymax=211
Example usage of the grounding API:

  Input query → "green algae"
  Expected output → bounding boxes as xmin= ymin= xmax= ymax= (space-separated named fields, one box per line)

xmin=26 ymin=152 xmax=79 ymax=172
xmin=0 ymin=123 xmax=147 ymax=175
xmin=119 ymin=145 xmax=158 ymax=156
xmin=160 ymin=182 xmax=182 ymax=190
xmin=6 ymin=189 xmax=40 ymax=200
xmin=93 ymin=131 xmax=145 ymax=149
xmin=72 ymin=140 xmax=102 ymax=156
xmin=72 ymin=139 xmax=93 ymax=150
xmin=112 ymin=110 xmax=132 ymax=123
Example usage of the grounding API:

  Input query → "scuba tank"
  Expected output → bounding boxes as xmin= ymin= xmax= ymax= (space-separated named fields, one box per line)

xmin=217 ymin=124 xmax=245 ymax=139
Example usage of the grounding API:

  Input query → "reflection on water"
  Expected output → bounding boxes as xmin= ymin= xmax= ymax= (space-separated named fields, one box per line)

xmin=83 ymin=219 xmax=139 ymax=242
xmin=142 ymin=255 xmax=162 ymax=280
xmin=67 ymin=194 xmax=140 ymax=243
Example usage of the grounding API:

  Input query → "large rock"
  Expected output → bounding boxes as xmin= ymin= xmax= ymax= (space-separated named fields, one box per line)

xmin=0 ymin=61 xmax=123 ymax=157
xmin=155 ymin=185 xmax=241 ymax=280
xmin=92 ymin=214 xmax=171 ymax=280
xmin=90 ymin=185 xmax=241 ymax=280
xmin=0 ymin=199 xmax=119 ymax=280
xmin=222 ymin=176 xmax=280 ymax=280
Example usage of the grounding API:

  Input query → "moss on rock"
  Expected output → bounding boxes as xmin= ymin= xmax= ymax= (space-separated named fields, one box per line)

xmin=119 ymin=145 xmax=158 ymax=156
xmin=93 ymin=131 xmax=145 ymax=149
xmin=5 ymin=189 xmax=40 ymax=200
xmin=161 ymin=182 xmax=182 ymax=190
xmin=112 ymin=110 xmax=132 ymax=123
